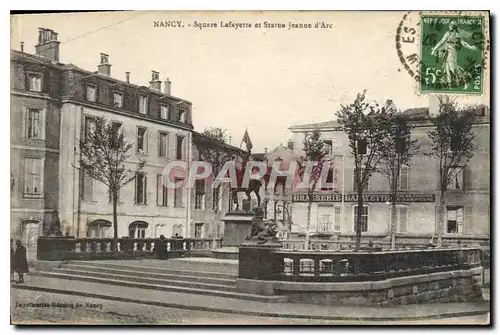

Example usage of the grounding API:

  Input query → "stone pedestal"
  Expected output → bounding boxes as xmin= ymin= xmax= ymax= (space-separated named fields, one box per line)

xmin=211 ymin=210 xmax=262 ymax=260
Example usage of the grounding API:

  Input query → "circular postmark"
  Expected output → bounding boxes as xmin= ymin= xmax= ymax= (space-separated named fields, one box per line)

xmin=396 ymin=11 xmax=490 ymax=95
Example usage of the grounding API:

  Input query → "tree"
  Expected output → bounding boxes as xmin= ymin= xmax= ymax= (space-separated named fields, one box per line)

xmin=426 ymin=99 xmax=477 ymax=246
xmin=78 ymin=117 xmax=145 ymax=250
xmin=336 ymin=90 xmax=393 ymax=250
xmin=379 ymin=113 xmax=419 ymax=249
xmin=296 ymin=128 xmax=328 ymax=250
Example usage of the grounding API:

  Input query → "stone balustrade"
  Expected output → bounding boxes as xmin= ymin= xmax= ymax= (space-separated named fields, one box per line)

xmin=37 ymin=237 xmax=223 ymax=261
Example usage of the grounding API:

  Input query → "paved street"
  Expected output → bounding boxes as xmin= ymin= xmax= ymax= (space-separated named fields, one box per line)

xmin=11 ymin=288 xmax=490 ymax=325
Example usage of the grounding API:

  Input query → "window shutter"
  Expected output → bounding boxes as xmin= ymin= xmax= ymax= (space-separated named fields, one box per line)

xmin=156 ymin=175 xmax=161 ymax=205
xmin=134 ymin=175 xmax=138 ymax=203
xmin=144 ymin=175 xmax=148 ymax=204
xmin=464 ymin=166 xmax=473 ymax=191
xmin=464 ymin=205 xmax=473 ymax=234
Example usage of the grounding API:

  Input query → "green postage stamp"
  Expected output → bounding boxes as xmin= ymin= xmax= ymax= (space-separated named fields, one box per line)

xmin=420 ymin=15 xmax=486 ymax=94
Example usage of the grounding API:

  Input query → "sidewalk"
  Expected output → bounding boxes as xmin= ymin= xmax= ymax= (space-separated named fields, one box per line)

xmin=12 ymin=275 xmax=489 ymax=321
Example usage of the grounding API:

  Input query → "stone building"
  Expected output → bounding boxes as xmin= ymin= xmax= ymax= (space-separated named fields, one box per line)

xmin=287 ymin=101 xmax=490 ymax=244
xmin=11 ymin=31 xmax=63 ymax=254
xmin=190 ymin=131 xmax=245 ymax=239
xmin=11 ymin=28 xmax=195 ymax=248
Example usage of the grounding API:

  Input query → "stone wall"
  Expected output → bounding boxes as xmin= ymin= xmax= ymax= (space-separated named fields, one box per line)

xmin=236 ymin=267 xmax=484 ymax=307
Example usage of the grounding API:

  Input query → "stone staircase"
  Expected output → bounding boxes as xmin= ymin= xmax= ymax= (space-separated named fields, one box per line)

xmin=28 ymin=260 xmax=289 ymax=303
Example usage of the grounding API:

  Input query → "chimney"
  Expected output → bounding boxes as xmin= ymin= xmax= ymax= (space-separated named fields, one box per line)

xmin=97 ymin=53 xmax=111 ymax=76
xmin=287 ymin=139 xmax=294 ymax=150
xmin=149 ymin=71 xmax=161 ymax=91
xmin=35 ymin=28 xmax=60 ymax=62
xmin=20 ymin=42 xmax=24 ymax=52
xmin=125 ymin=72 xmax=130 ymax=83
xmin=163 ymin=78 xmax=172 ymax=95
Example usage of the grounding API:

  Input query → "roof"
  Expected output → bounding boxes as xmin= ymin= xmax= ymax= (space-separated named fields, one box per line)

xmin=192 ymin=131 xmax=246 ymax=154
xmin=288 ymin=120 xmax=339 ymax=131
xmin=11 ymin=49 xmax=192 ymax=104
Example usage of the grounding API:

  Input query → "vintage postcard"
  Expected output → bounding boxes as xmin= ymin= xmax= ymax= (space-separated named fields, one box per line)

xmin=10 ymin=10 xmax=490 ymax=325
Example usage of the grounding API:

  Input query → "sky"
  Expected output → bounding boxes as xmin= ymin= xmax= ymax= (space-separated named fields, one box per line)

xmin=10 ymin=11 xmax=489 ymax=153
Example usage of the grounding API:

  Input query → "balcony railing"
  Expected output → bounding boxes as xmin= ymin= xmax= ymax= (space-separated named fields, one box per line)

xmin=37 ymin=237 xmax=223 ymax=261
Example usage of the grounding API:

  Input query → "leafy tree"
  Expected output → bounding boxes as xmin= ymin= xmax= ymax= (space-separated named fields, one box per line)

xmin=426 ymin=99 xmax=477 ymax=246
xmin=379 ymin=113 xmax=419 ymax=249
xmin=296 ymin=128 xmax=328 ymax=250
xmin=336 ymin=90 xmax=393 ymax=250
xmin=78 ymin=117 xmax=145 ymax=250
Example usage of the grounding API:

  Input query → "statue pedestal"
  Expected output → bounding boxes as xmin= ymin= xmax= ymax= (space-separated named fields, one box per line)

xmin=211 ymin=210 xmax=262 ymax=260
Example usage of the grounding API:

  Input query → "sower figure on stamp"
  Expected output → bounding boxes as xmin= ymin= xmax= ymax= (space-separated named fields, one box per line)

xmin=14 ymin=240 xmax=29 ymax=284
xmin=430 ymin=21 xmax=478 ymax=90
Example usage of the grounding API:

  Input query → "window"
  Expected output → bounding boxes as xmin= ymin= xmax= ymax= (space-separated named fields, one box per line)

xmin=158 ymin=132 xmax=168 ymax=157
xmin=81 ymin=172 xmax=94 ymax=201
xmin=139 ymin=95 xmax=148 ymax=114
xmin=26 ymin=108 xmax=41 ymax=139
xmin=129 ymin=221 xmax=148 ymax=238
xmin=176 ymin=136 xmax=184 ymax=160
xmin=449 ymin=168 xmax=464 ymax=190
xmin=23 ymin=158 xmax=43 ymax=198
xmin=87 ymin=220 xmax=111 ymax=238
xmin=113 ymin=92 xmax=123 ymax=108
xmin=447 ymin=206 xmax=464 ymax=234
xmin=399 ymin=166 xmax=409 ymax=190
xmin=137 ymin=127 xmax=147 ymax=153
xmin=212 ymin=185 xmax=221 ymax=211
xmin=353 ymin=205 xmax=368 ymax=232
xmin=174 ymin=178 xmax=183 ymax=207
xmin=178 ymin=109 xmax=186 ymax=123
xmin=334 ymin=206 xmax=342 ymax=232
xmin=318 ymin=206 xmax=333 ymax=232
xmin=156 ymin=174 xmax=168 ymax=206
xmin=397 ymin=206 xmax=408 ymax=232
xmin=324 ymin=140 xmax=333 ymax=155
xmin=27 ymin=72 xmax=42 ymax=92
xmin=161 ymin=105 xmax=169 ymax=120
xmin=135 ymin=172 xmax=147 ymax=204
xmin=172 ymin=224 xmax=183 ymax=237
xmin=195 ymin=179 xmax=206 ymax=210
xmin=320 ymin=168 xmax=334 ymax=191
xmin=194 ymin=223 xmax=203 ymax=238
xmin=86 ymin=84 xmax=97 ymax=102
xmin=84 ymin=116 xmax=96 ymax=140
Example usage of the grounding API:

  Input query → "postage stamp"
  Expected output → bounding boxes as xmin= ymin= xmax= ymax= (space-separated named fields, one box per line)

xmin=395 ymin=11 xmax=489 ymax=96
xmin=419 ymin=15 xmax=486 ymax=94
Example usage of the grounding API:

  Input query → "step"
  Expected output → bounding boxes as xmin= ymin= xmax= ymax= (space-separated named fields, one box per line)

xmin=51 ymin=268 xmax=239 ymax=292
xmin=69 ymin=261 xmax=237 ymax=279
xmin=30 ymin=271 xmax=289 ymax=303
xmin=60 ymin=264 xmax=237 ymax=286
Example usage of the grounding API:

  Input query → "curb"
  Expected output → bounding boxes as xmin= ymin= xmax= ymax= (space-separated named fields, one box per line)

xmin=12 ymin=284 xmax=490 ymax=322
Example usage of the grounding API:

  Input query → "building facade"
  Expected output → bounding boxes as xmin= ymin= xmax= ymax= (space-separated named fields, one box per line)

xmin=287 ymin=103 xmax=490 ymax=242
xmin=10 ymin=34 xmax=63 ymax=254
xmin=11 ymin=28 xmax=196 ymax=248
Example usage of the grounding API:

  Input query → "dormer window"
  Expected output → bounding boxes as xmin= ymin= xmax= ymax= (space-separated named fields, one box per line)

xmin=139 ymin=95 xmax=148 ymax=115
xmin=86 ymin=84 xmax=97 ymax=102
xmin=27 ymin=72 xmax=42 ymax=92
xmin=161 ymin=105 xmax=169 ymax=120
xmin=178 ymin=109 xmax=186 ymax=123
xmin=113 ymin=92 xmax=123 ymax=108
